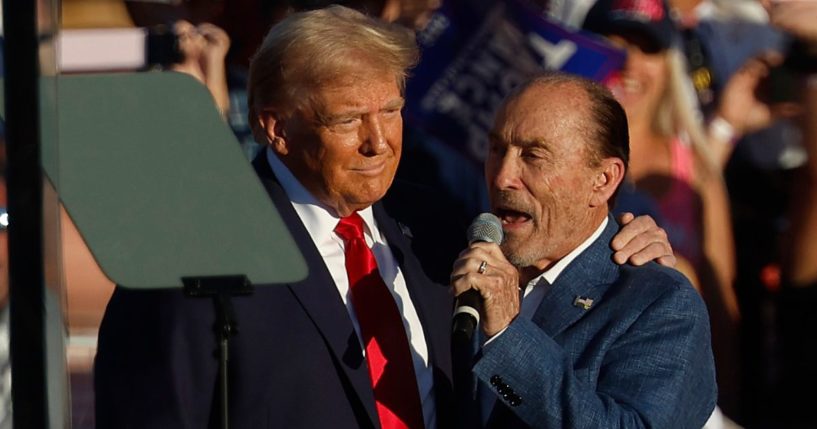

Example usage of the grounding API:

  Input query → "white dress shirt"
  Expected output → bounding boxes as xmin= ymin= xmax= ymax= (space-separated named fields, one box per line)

xmin=485 ymin=216 xmax=608 ymax=345
xmin=266 ymin=148 xmax=437 ymax=429
xmin=519 ymin=216 xmax=608 ymax=319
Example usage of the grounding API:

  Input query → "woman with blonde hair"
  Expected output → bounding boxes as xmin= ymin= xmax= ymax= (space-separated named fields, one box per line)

xmin=584 ymin=0 xmax=741 ymax=418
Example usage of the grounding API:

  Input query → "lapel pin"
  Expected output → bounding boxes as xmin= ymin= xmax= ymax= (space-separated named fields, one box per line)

xmin=573 ymin=296 xmax=594 ymax=310
xmin=397 ymin=222 xmax=413 ymax=238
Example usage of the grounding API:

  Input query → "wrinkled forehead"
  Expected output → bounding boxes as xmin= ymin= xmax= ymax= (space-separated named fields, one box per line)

xmin=493 ymin=83 xmax=593 ymax=142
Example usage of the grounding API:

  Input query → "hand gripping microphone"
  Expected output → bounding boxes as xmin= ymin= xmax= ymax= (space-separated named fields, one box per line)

xmin=452 ymin=213 xmax=504 ymax=342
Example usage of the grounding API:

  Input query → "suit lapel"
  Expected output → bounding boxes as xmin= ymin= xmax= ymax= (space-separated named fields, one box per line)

xmin=375 ymin=204 xmax=452 ymax=374
xmin=531 ymin=215 xmax=620 ymax=337
xmin=252 ymin=155 xmax=380 ymax=427
xmin=374 ymin=204 xmax=455 ymax=424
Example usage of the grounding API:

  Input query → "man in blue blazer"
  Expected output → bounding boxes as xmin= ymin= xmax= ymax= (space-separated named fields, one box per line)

xmin=452 ymin=73 xmax=717 ymax=428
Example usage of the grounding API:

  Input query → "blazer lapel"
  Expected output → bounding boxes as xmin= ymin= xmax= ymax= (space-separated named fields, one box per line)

xmin=252 ymin=155 xmax=380 ymax=427
xmin=531 ymin=215 xmax=620 ymax=337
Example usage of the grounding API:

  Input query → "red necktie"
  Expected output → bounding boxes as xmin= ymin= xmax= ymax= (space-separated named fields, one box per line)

xmin=335 ymin=213 xmax=425 ymax=429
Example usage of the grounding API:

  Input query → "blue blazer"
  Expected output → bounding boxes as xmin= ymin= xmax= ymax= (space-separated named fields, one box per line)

xmin=94 ymin=155 xmax=454 ymax=429
xmin=472 ymin=216 xmax=717 ymax=429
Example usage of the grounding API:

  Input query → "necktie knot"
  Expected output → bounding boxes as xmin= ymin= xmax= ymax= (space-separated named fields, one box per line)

xmin=335 ymin=212 xmax=366 ymax=242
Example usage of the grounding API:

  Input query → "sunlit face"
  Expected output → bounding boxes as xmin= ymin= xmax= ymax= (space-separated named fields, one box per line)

xmin=267 ymin=70 xmax=404 ymax=217
xmin=485 ymin=83 xmax=603 ymax=271
xmin=606 ymin=33 xmax=669 ymax=126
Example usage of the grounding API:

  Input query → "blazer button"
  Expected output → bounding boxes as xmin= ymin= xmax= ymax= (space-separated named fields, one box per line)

xmin=490 ymin=375 xmax=502 ymax=386
xmin=509 ymin=396 xmax=522 ymax=407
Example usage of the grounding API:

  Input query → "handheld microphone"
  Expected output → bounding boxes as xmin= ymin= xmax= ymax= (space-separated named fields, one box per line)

xmin=452 ymin=213 xmax=503 ymax=342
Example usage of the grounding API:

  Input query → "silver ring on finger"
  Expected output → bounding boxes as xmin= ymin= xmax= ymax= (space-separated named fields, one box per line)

xmin=478 ymin=260 xmax=488 ymax=275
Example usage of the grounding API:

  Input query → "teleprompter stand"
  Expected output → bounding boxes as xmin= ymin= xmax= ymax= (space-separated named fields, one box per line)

xmin=51 ymin=73 xmax=308 ymax=429
xmin=183 ymin=275 xmax=254 ymax=429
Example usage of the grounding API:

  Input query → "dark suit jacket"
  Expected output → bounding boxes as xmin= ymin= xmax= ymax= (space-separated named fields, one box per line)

xmin=94 ymin=155 xmax=454 ymax=429
xmin=472 ymin=216 xmax=717 ymax=429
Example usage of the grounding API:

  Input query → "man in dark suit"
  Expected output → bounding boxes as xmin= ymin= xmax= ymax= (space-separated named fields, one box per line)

xmin=96 ymin=7 xmax=451 ymax=429
xmin=95 ymin=7 xmax=678 ymax=429
xmin=452 ymin=73 xmax=717 ymax=428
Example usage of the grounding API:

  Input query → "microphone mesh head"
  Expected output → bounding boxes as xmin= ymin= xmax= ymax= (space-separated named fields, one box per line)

xmin=467 ymin=213 xmax=504 ymax=244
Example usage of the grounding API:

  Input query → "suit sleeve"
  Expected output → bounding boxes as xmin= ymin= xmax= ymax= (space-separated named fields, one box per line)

xmin=94 ymin=287 xmax=219 ymax=429
xmin=473 ymin=283 xmax=717 ymax=429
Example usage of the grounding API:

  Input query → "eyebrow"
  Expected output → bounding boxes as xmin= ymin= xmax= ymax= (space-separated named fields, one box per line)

xmin=382 ymin=98 xmax=406 ymax=110
xmin=488 ymin=131 xmax=547 ymax=149
xmin=317 ymin=97 xmax=405 ymax=124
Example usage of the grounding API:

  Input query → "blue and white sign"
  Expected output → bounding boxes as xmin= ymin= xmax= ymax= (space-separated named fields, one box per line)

xmin=405 ymin=0 xmax=625 ymax=164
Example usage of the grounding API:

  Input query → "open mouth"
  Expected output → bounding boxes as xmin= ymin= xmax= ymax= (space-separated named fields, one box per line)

xmin=608 ymin=75 xmax=644 ymax=104
xmin=620 ymin=77 xmax=643 ymax=94
xmin=495 ymin=207 xmax=532 ymax=227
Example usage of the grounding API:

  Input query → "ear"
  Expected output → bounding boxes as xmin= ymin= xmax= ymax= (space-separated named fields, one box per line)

xmin=589 ymin=157 xmax=625 ymax=208
xmin=257 ymin=109 xmax=290 ymax=156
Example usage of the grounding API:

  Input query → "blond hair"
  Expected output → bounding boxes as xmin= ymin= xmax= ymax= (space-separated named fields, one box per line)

xmin=653 ymin=49 xmax=718 ymax=173
xmin=247 ymin=5 xmax=419 ymax=139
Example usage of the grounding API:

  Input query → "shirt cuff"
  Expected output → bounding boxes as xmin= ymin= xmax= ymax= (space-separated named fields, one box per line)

xmin=483 ymin=326 xmax=510 ymax=347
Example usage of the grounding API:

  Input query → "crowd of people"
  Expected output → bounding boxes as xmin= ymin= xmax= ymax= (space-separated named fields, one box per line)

xmin=2 ymin=0 xmax=814 ymax=428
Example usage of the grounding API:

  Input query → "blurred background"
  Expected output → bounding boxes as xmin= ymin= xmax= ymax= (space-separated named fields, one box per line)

xmin=2 ymin=0 xmax=816 ymax=428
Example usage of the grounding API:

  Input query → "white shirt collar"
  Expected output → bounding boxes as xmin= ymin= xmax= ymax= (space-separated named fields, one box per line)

xmin=526 ymin=216 xmax=608 ymax=290
xmin=266 ymin=146 xmax=378 ymax=243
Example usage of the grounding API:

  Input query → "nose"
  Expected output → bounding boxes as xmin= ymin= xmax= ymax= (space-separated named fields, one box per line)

xmin=359 ymin=115 xmax=388 ymax=155
xmin=486 ymin=149 xmax=522 ymax=191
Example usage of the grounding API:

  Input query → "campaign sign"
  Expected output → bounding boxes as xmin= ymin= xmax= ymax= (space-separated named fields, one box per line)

xmin=405 ymin=0 xmax=625 ymax=164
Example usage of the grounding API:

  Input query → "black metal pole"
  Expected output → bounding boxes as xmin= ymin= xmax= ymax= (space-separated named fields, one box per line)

xmin=220 ymin=333 xmax=229 ymax=429
xmin=182 ymin=275 xmax=252 ymax=429
xmin=2 ymin=0 xmax=49 ymax=427
xmin=216 ymin=292 xmax=231 ymax=429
